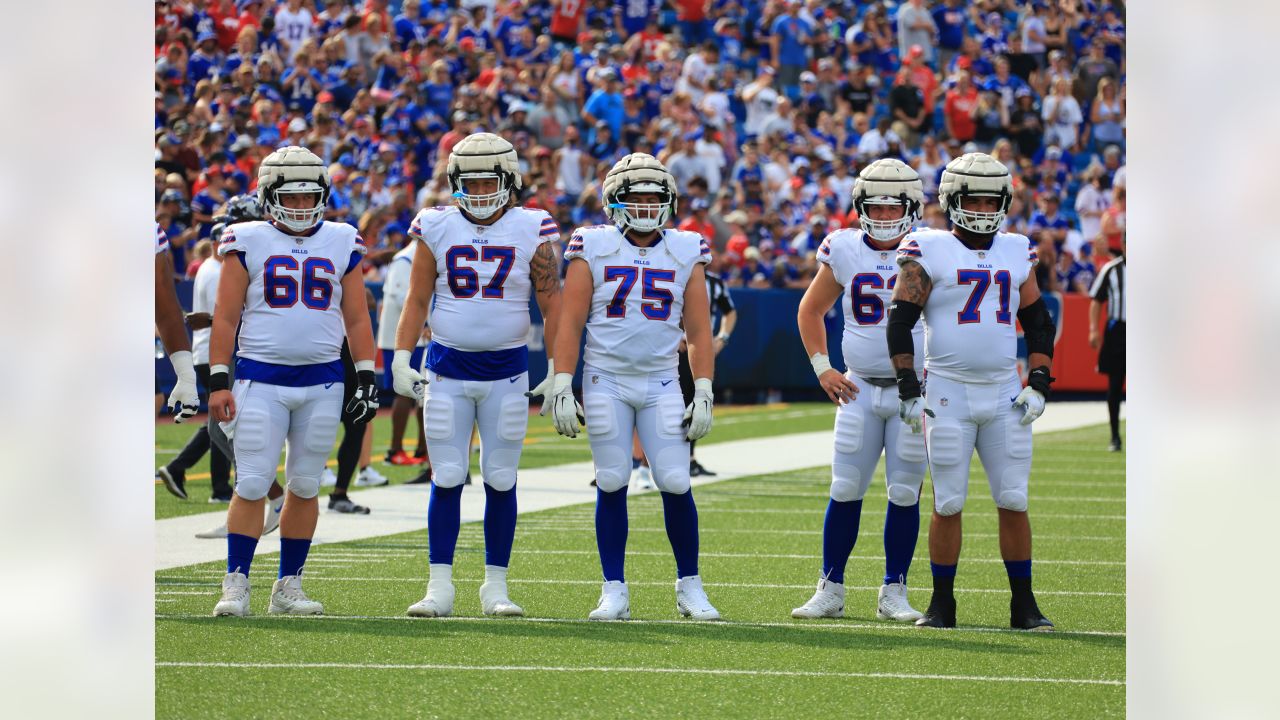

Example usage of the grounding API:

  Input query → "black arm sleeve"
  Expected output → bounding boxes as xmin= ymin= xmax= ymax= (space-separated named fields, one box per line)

xmin=1016 ymin=297 xmax=1056 ymax=358
xmin=886 ymin=300 xmax=924 ymax=359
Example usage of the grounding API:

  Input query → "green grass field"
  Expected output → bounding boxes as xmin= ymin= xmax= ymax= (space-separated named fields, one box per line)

xmin=155 ymin=420 xmax=1125 ymax=718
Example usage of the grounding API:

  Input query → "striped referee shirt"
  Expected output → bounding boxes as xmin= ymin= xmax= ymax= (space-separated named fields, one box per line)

xmin=1089 ymin=255 xmax=1126 ymax=324
xmin=706 ymin=273 xmax=736 ymax=332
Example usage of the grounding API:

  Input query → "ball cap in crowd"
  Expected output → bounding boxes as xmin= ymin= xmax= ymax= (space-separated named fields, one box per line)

xmin=690 ymin=198 xmax=709 ymax=211
xmin=800 ymin=71 xmax=817 ymax=84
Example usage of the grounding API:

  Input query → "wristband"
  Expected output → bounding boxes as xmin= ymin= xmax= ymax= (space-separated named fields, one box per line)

xmin=895 ymin=367 xmax=923 ymax=401
xmin=355 ymin=359 xmax=375 ymax=373
xmin=208 ymin=366 xmax=230 ymax=393
xmin=809 ymin=352 xmax=833 ymax=378
xmin=694 ymin=378 xmax=713 ymax=394
xmin=1027 ymin=366 xmax=1055 ymax=397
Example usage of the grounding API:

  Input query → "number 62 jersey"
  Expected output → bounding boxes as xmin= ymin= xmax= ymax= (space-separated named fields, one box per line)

xmin=896 ymin=228 xmax=1037 ymax=384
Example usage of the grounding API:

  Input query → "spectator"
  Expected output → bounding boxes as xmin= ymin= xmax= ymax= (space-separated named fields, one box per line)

xmin=1074 ymin=38 xmax=1119 ymax=106
xmin=275 ymin=0 xmax=315 ymax=60
xmin=943 ymin=70 xmax=980 ymax=143
xmin=896 ymin=0 xmax=938 ymax=65
xmin=836 ymin=64 xmax=875 ymax=116
xmin=1090 ymin=77 xmax=1125 ymax=150
xmin=769 ymin=0 xmax=812 ymax=99
xmin=972 ymin=88 xmax=1010 ymax=149
xmin=889 ymin=67 xmax=928 ymax=146
xmin=1009 ymin=86 xmax=1045 ymax=158
xmin=742 ymin=67 xmax=780 ymax=139
xmin=1020 ymin=1 xmax=1048 ymax=69
xmin=911 ymin=133 xmax=949 ymax=201
xmin=1098 ymin=183 xmax=1125 ymax=262
xmin=1075 ymin=162 xmax=1111 ymax=247
xmin=1042 ymin=77 xmax=1083 ymax=150
xmin=679 ymin=197 xmax=716 ymax=243
xmin=553 ymin=124 xmax=591 ymax=197
xmin=857 ymin=116 xmax=898 ymax=162
xmin=932 ymin=0 xmax=967 ymax=72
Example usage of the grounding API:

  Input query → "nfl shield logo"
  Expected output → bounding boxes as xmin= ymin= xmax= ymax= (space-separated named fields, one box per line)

xmin=977 ymin=251 xmax=986 ymax=259
xmin=639 ymin=248 xmax=648 ymax=256
xmin=940 ymin=398 xmax=949 ymax=406
xmin=880 ymin=252 xmax=888 ymax=260
xmin=591 ymin=375 xmax=599 ymax=384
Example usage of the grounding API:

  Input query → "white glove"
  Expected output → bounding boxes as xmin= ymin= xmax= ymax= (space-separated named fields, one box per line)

xmin=391 ymin=349 xmax=426 ymax=403
xmin=525 ymin=358 xmax=555 ymax=416
xmin=167 ymin=350 xmax=199 ymax=423
xmin=898 ymin=396 xmax=934 ymax=434
xmin=683 ymin=378 xmax=714 ymax=441
xmin=549 ymin=372 xmax=584 ymax=438
xmin=1013 ymin=386 xmax=1046 ymax=426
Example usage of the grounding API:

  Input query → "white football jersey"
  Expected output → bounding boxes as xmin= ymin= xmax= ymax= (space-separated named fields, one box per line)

xmin=897 ymin=229 xmax=1037 ymax=384
xmin=565 ymin=225 xmax=712 ymax=374
xmin=191 ymin=254 xmax=222 ymax=365
xmin=155 ymin=222 xmax=169 ymax=255
xmin=410 ymin=206 xmax=557 ymax=352
xmin=817 ymin=228 xmax=923 ymax=378
xmin=377 ymin=242 xmax=427 ymax=350
xmin=217 ymin=220 xmax=366 ymax=369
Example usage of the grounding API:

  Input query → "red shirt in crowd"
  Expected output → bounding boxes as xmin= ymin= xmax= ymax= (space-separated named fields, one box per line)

xmin=677 ymin=0 xmax=708 ymax=22
xmin=679 ymin=217 xmax=716 ymax=245
xmin=550 ymin=0 xmax=585 ymax=39
xmin=944 ymin=86 xmax=979 ymax=142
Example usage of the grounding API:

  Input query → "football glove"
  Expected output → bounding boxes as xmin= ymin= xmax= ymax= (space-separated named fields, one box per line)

xmin=391 ymin=349 xmax=426 ymax=402
xmin=167 ymin=351 xmax=200 ymax=423
xmin=682 ymin=378 xmax=714 ymax=441
xmin=898 ymin=396 xmax=934 ymax=434
xmin=1013 ymin=387 xmax=1046 ymax=426
xmin=525 ymin=358 xmax=555 ymax=416
xmin=344 ymin=370 xmax=380 ymax=424
xmin=549 ymin=372 xmax=584 ymax=438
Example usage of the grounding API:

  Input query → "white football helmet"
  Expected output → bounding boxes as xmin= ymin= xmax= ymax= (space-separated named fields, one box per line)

xmin=257 ymin=145 xmax=329 ymax=233
xmin=938 ymin=152 xmax=1013 ymax=234
xmin=602 ymin=153 xmax=678 ymax=233
xmin=852 ymin=159 xmax=924 ymax=242
xmin=447 ymin=132 xmax=521 ymax=220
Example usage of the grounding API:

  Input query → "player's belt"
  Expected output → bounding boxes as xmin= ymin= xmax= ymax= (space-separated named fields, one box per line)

xmin=862 ymin=377 xmax=896 ymax=388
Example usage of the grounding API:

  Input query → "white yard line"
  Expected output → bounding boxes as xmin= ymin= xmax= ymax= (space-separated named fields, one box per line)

xmin=156 ymin=402 xmax=1117 ymax=571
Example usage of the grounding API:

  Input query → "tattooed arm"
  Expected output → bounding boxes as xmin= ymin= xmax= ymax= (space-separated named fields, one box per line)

xmin=531 ymin=240 xmax=563 ymax=363
xmin=888 ymin=258 xmax=932 ymax=372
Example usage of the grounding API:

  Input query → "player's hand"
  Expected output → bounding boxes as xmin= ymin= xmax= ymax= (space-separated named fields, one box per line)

xmin=525 ymin=358 xmax=555 ymax=416
xmin=345 ymin=370 xmax=380 ymax=424
xmin=714 ymin=335 xmax=728 ymax=355
xmin=549 ymin=373 xmax=584 ymax=438
xmin=1013 ymin=386 xmax=1046 ymax=426
xmin=682 ymin=378 xmax=714 ymax=441
xmin=818 ymin=369 xmax=858 ymax=406
xmin=1088 ymin=329 xmax=1101 ymax=349
xmin=167 ymin=351 xmax=199 ymax=423
xmin=898 ymin=396 xmax=934 ymax=434
xmin=184 ymin=312 xmax=213 ymax=330
xmin=391 ymin=349 xmax=426 ymax=403
xmin=209 ymin=389 xmax=236 ymax=424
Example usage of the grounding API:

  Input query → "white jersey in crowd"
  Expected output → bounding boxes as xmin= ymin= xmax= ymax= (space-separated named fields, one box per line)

xmin=217 ymin=220 xmax=366 ymax=368
xmin=817 ymin=228 xmax=923 ymax=379
xmin=565 ymin=225 xmax=712 ymax=375
xmin=377 ymin=242 xmax=427 ymax=350
xmin=409 ymin=205 xmax=558 ymax=352
xmin=156 ymin=222 xmax=169 ymax=255
xmin=274 ymin=7 xmax=315 ymax=59
xmin=897 ymin=228 xmax=1037 ymax=384
xmin=191 ymin=253 xmax=223 ymax=365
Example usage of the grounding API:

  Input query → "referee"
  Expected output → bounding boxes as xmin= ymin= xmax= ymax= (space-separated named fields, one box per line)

xmin=1088 ymin=241 xmax=1125 ymax=452
xmin=680 ymin=256 xmax=738 ymax=476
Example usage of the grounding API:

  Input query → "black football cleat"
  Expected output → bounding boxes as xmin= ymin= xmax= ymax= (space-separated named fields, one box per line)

xmin=157 ymin=466 xmax=188 ymax=500
xmin=464 ymin=473 xmax=472 ymax=486
xmin=914 ymin=594 xmax=957 ymax=628
xmin=1011 ymin=595 xmax=1055 ymax=631
xmin=689 ymin=460 xmax=717 ymax=477
xmin=405 ymin=468 xmax=432 ymax=485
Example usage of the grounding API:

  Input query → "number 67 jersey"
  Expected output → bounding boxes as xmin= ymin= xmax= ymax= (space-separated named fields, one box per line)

xmin=565 ymin=225 xmax=711 ymax=374
xmin=897 ymin=228 xmax=1037 ymax=384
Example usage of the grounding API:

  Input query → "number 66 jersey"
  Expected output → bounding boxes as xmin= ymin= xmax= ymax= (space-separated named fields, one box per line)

xmin=896 ymin=228 xmax=1037 ymax=384
xmin=564 ymin=225 xmax=711 ymax=375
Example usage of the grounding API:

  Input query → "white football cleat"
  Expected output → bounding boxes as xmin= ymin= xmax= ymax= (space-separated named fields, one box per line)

xmin=407 ymin=579 xmax=456 ymax=618
xmin=213 ymin=572 xmax=251 ymax=617
xmin=479 ymin=580 xmax=525 ymax=616
xmin=631 ymin=465 xmax=653 ymax=490
xmin=268 ymin=575 xmax=324 ymax=615
xmin=262 ymin=496 xmax=285 ymax=535
xmin=195 ymin=524 xmax=228 ymax=539
xmin=877 ymin=582 xmax=923 ymax=622
xmin=320 ymin=468 xmax=338 ymax=487
xmin=354 ymin=465 xmax=389 ymax=488
xmin=588 ymin=580 xmax=631 ymax=621
xmin=792 ymin=577 xmax=846 ymax=619
xmin=675 ymin=575 xmax=721 ymax=620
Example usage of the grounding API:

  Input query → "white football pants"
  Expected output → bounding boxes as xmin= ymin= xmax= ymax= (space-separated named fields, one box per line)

xmin=831 ymin=372 xmax=928 ymax=505
xmin=229 ymin=379 xmax=343 ymax=501
xmin=582 ymin=366 xmax=690 ymax=494
xmin=422 ymin=370 xmax=529 ymax=490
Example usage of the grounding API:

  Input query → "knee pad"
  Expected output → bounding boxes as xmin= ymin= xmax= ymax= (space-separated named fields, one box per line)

xmin=233 ymin=474 xmax=272 ymax=501
xmin=303 ymin=407 xmax=341 ymax=455
xmin=497 ymin=394 xmax=529 ymax=443
xmin=592 ymin=445 xmax=630 ymax=492
xmin=935 ymin=494 xmax=966 ymax=517
xmin=652 ymin=444 xmax=691 ymax=494
xmin=656 ymin=395 xmax=685 ymax=440
xmin=1005 ymin=414 xmax=1033 ymax=459
xmin=996 ymin=488 xmax=1028 ymax=512
xmin=481 ymin=448 xmax=520 ymax=492
xmin=425 ymin=393 xmax=454 ymax=440
xmin=894 ymin=426 xmax=927 ymax=463
xmin=584 ymin=392 xmax=615 ymax=439
xmin=286 ymin=473 xmax=320 ymax=500
xmin=431 ymin=446 xmax=468 ymax=488
xmin=886 ymin=477 xmax=920 ymax=507
xmin=925 ymin=421 xmax=965 ymax=467
xmin=829 ymin=463 xmax=864 ymax=502
xmin=833 ymin=404 xmax=863 ymax=455
xmin=231 ymin=408 xmax=272 ymax=500
xmin=995 ymin=467 xmax=1029 ymax=511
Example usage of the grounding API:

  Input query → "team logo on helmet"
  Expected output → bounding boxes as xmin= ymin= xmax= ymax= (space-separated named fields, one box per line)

xmin=447 ymin=132 xmax=521 ymax=221
xmin=602 ymin=153 xmax=678 ymax=233
xmin=852 ymin=159 xmax=925 ymax=242
xmin=257 ymin=146 xmax=329 ymax=233
xmin=938 ymin=152 xmax=1013 ymax=234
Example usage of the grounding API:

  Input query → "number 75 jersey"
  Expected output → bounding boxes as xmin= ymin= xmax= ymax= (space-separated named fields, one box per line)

xmin=565 ymin=225 xmax=711 ymax=374
xmin=897 ymin=229 xmax=1037 ymax=384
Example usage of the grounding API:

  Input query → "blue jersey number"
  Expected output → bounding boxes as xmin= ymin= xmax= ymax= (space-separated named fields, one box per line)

xmin=850 ymin=273 xmax=897 ymax=325
xmin=604 ymin=267 xmax=675 ymax=320
xmin=446 ymin=245 xmax=516 ymax=299
xmin=264 ymin=256 xmax=336 ymax=310
xmin=956 ymin=269 xmax=1012 ymax=324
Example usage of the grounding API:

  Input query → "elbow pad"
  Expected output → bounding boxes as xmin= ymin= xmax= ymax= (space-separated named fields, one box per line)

xmin=886 ymin=300 xmax=924 ymax=359
xmin=1017 ymin=297 xmax=1056 ymax=358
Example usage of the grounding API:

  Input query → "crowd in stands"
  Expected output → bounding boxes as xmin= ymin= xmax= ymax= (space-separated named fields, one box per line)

xmin=156 ymin=0 xmax=1125 ymax=295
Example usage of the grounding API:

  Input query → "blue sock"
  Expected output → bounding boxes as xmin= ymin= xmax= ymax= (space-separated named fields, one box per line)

xmin=595 ymin=486 xmax=629 ymax=582
xmin=227 ymin=533 xmax=258 ymax=575
xmin=821 ymin=499 xmax=862 ymax=584
xmin=930 ymin=562 xmax=958 ymax=578
xmin=883 ymin=501 xmax=920 ymax=585
xmin=427 ymin=483 xmax=464 ymax=565
xmin=1004 ymin=559 xmax=1032 ymax=579
xmin=631 ymin=457 xmax=641 ymax=470
xmin=279 ymin=537 xmax=312 ymax=578
xmin=660 ymin=490 xmax=700 ymax=578
xmin=483 ymin=483 xmax=518 ymax=568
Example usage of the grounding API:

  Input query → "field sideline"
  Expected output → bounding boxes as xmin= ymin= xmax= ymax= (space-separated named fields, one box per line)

xmin=155 ymin=416 xmax=1125 ymax=718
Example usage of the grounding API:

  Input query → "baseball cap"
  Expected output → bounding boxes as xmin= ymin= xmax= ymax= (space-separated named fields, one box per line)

xmin=385 ymin=221 xmax=408 ymax=236
xmin=800 ymin=71 xmax=817 ymax=84
xmin=907 ymin=44 xmax=925 ymax=59
xmin=508 ymin=100 xmax=531 ymax=113
xmin=288 ymin=117 xmax=307 ymax=133
xmin=337 ymin=153 xmax=356 ymax=168
xmin=459 ymin=37 xmax=476 ymax=52
xmin=197 ymin=31 xmax=216 ymax=44
xmin=316 ymin=91 xmax=334 ymax=104
xmin=690 ymin=198 xmax=709 ymax=211
xmin=161 ymin=189 xmax=184 ymax=203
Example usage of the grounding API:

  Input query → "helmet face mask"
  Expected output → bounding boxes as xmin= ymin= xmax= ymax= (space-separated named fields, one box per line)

xmin=852 ymin=159 xmax=923 ymax=242
xmin=448 ymin=132 xmax=521 ymax=221
xmin=603 ymin=154 xmax=678 ymax=233
xmin=258 ymin=146 xmax=329 ymax=233
xmin=938 ymin=152 xmax=1012 ymax=235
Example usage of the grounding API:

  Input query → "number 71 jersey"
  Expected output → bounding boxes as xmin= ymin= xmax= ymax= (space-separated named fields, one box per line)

xmin=565 ymin=225 xmax=711 ymax=374
xmin=897 ymin=229 xmax=1037 ymax=384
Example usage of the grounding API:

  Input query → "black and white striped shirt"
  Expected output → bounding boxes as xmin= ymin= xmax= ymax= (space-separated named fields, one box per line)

xmin=1089 ymin=256 xmax=1126 ymax=324
xmin=707 ymin=274 xmax=736 ymax=331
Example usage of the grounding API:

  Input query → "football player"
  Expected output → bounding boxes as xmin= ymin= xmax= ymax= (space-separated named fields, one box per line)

xmin=391 ymin=133 xmax=562 ymax=618
xmin=791 ymin=159 xmax=928 ymax=622
xmin=155 ymin=222 xmax=199 ymax=426
xmin=888 ymin=153 xmax=1056 ymax=630
xmin=206 ymin=146 xmax=379 ymax=617
xmin=548 ymin=153 xmax=720 ymax=621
